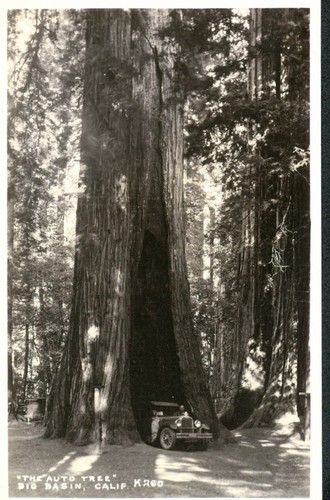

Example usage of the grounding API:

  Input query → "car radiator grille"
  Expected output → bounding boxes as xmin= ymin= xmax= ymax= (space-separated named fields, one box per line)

xmin=181 ymin=416 xmax=194 ymax=431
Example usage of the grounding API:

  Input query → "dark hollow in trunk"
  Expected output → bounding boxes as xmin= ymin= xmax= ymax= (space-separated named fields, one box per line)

xmin=131 ymin=230 xmax=185 ymax=438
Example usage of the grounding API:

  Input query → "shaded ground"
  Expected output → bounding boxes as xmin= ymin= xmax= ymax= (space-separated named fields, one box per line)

xmin=8 ymin=421 xmax=310 ymax=498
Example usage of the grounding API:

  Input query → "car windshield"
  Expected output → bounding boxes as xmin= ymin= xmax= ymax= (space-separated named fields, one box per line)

xmin=151 ymin=403 xmax=180 ymax=417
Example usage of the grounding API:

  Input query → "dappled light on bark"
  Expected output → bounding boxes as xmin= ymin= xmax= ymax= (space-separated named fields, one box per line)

xmin=115 ymin=175 xmax=128 ymax=212
xmin=87 ymin=325 xmax=100 ymax=342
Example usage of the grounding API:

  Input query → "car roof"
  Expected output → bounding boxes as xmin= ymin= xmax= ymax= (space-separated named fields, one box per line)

xmin=150 ymin=401 xmax=180 ymax=407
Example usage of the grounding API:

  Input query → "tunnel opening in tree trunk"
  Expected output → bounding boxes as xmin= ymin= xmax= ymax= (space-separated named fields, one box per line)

xmin=130 ymin=230 xmax=185 ymax=442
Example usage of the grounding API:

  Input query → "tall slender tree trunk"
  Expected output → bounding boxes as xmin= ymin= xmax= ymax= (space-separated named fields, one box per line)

xmin=45 ymin=9 xmax=224 ymax=445
xmin=22 ymin=324 xmax=29 ymax=402
xmin=37 ymin=287 xmax=53 ymax=393
xmin=8 ymin=189 xmax=15 ymax=410
xmin=8 ymin=107 xmax=16 ymax=412
xmin=295 ymin=168 xmax=310 ymax=418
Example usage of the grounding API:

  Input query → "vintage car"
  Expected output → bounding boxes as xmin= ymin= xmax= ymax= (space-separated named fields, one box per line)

xmin=16 ymin=397 xmax=46 ymax=422
xmin=140 ymin=401 xmax=212 ymax=450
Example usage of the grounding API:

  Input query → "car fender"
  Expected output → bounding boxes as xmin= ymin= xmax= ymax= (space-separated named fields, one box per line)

xmin=158 ymin=421 xmax=178 ymax=432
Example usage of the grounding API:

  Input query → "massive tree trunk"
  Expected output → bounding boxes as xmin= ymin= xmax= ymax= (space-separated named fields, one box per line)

xmin=45 ymin=9 xmax=222 ymax=445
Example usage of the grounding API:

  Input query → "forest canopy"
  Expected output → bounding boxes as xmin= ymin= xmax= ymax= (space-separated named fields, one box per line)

xmin=8 ymin=8 xmax=310 ymax=443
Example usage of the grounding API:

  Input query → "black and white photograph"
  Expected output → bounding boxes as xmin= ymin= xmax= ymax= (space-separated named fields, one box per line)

xmin=6 ymin=2 xmax=321 ymax=498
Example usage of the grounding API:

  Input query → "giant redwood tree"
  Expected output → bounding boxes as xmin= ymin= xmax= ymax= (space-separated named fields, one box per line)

xmin=45 ymin=9 xmax=223 ymax=445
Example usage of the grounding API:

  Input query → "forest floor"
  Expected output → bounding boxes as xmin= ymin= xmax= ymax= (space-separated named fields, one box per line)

xmin=8 ymin=419 xmax=310 ymax=498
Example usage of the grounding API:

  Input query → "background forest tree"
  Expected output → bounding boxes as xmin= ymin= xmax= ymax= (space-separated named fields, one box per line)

xmin=8 ymin=8 xmax=310 ymax=442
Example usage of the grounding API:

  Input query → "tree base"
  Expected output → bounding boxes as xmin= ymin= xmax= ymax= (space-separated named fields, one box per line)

xmin=215 ymin=419 xmax=237 ymax=445
xmin=239 ymin=399 xmax=298 ymax=430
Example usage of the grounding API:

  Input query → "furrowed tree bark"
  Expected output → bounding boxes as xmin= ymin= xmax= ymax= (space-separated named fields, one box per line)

xmin=45 ymin=9 xmax=225 ymax=445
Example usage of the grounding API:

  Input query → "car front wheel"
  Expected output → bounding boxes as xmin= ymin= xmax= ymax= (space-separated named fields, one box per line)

xmin=159 ymin=427 xmax=176 ymax=450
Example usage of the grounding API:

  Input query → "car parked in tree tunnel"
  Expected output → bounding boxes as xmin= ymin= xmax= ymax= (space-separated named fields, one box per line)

xmin=139 ymin=401 xmax=212 ymax=450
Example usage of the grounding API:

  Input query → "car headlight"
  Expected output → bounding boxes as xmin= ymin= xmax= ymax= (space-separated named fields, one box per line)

xmin=194 ymin=419 xmax=201 ymax=428
xmin=175 ymin=419 xmax=182 ymax=427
